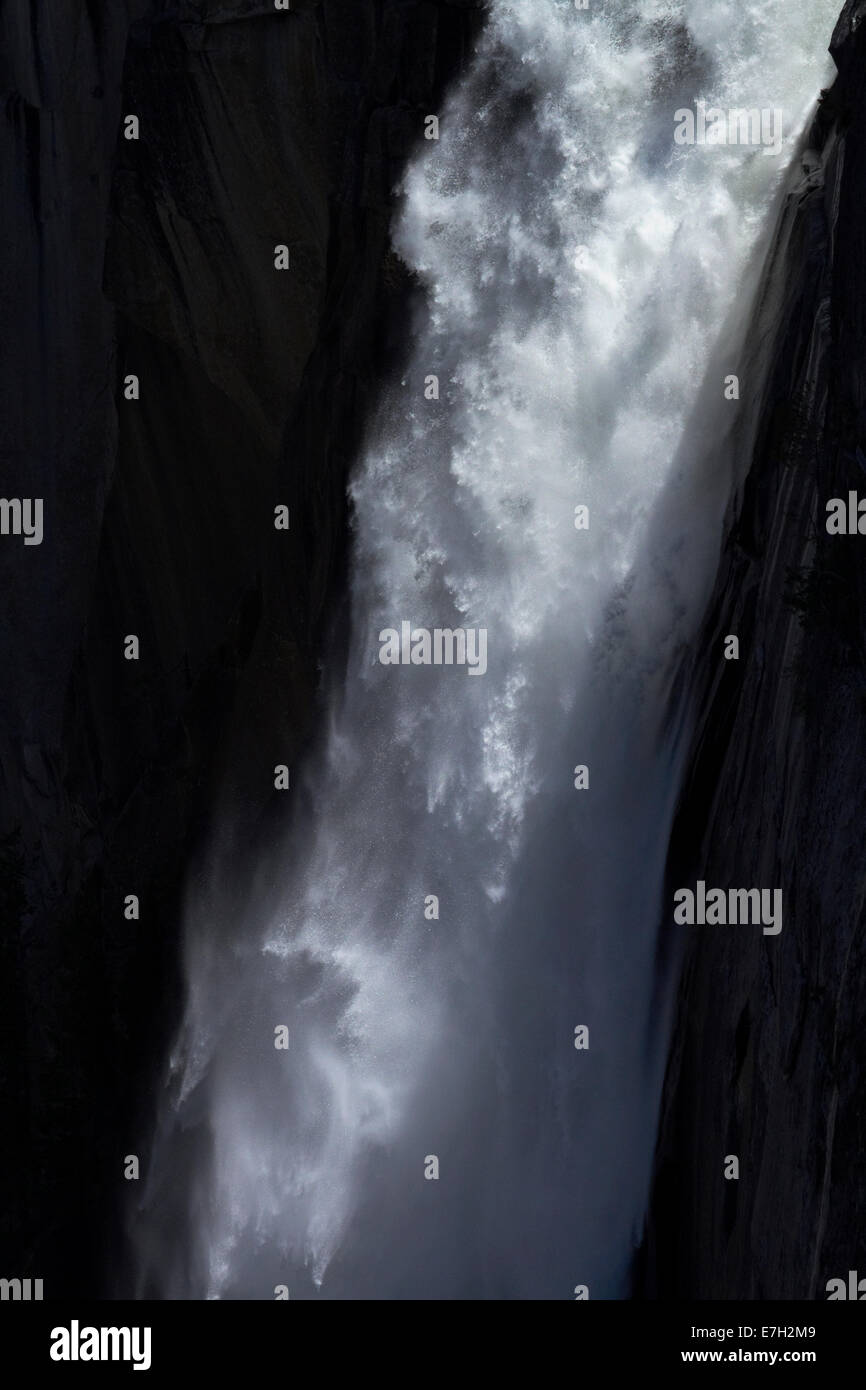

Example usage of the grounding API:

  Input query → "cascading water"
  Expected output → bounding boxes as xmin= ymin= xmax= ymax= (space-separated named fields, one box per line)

xmin=137 ymin=0 xmax=838 ymax=1299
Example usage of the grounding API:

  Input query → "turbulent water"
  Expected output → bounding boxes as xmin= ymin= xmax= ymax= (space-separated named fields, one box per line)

xmin=137 ymin=0 xmax=838 ymax=1299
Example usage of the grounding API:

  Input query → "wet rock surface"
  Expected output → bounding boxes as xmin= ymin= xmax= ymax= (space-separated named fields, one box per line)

xmin=0 ymin=0 xmax=482 ymax=1297
xmin=642 ymin=0 xmax=866 ymax=1301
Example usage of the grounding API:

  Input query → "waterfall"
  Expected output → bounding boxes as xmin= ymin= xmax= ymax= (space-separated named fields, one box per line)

xmin=137 ymin=0 xmax=838 ymax=1299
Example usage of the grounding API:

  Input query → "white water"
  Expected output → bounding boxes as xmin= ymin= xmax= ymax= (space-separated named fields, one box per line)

xmin=138 ymin=0 xmax=837 ymax=1299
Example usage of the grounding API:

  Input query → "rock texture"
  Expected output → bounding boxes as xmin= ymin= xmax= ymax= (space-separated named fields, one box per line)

xmin=642 ymin=0 xmax=866 ymax=1301
xmin=0 ymin=0 xmax=482 ymax=1299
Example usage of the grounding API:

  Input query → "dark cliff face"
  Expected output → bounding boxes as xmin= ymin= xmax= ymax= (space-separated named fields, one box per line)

xmin=0 ymin=0 xmax=482 ymax=1299
xmin=643 ymin=0 xmax=866 ymax=1300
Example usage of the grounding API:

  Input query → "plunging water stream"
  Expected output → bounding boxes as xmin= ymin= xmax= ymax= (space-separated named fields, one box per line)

xmin=137 ymin=0 xmax=838 ymax=1299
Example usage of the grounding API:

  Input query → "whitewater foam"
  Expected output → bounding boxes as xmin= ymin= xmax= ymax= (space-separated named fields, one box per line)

xmin=137 ymin=0 xmax=839 ymax=1299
